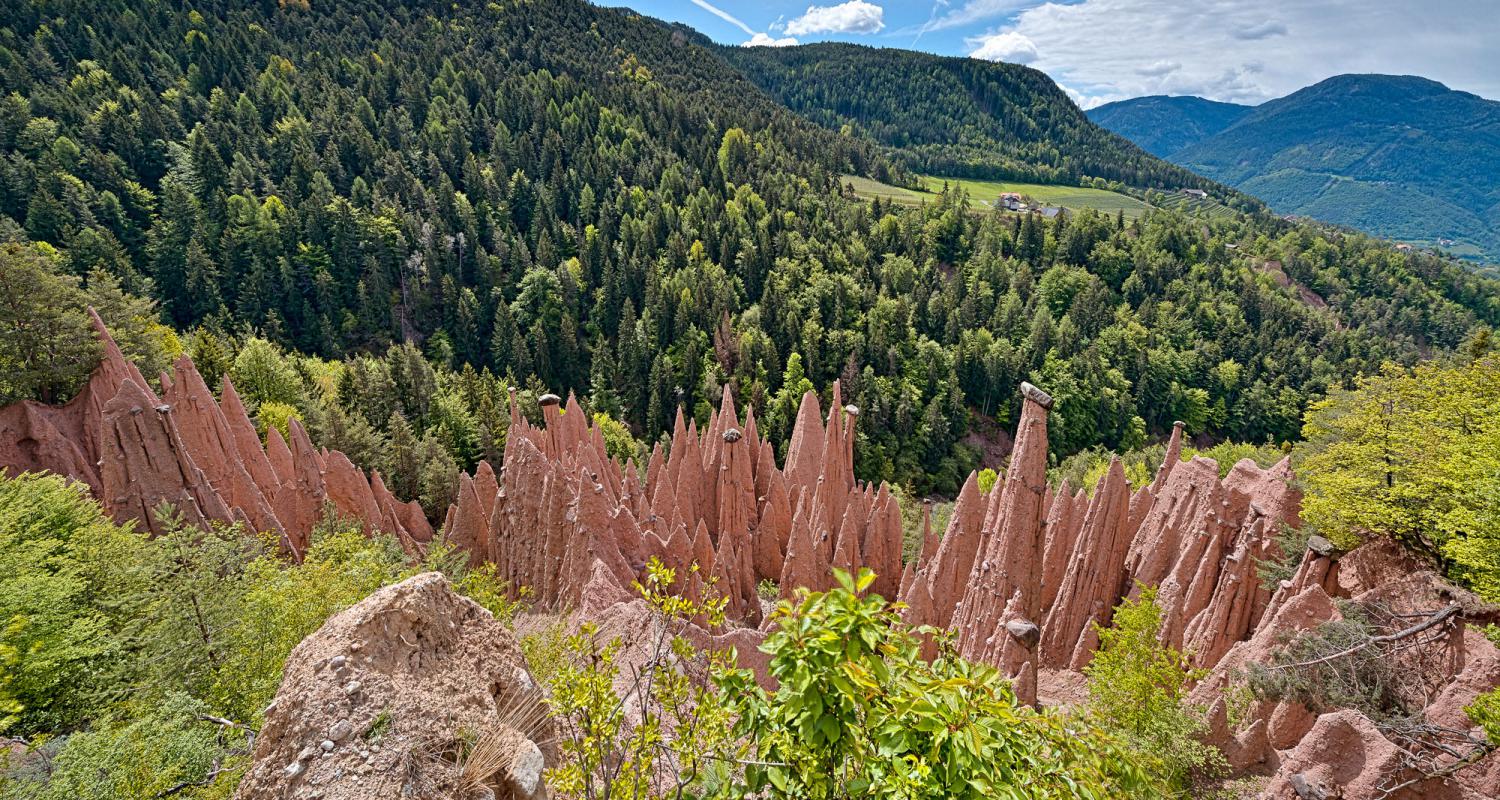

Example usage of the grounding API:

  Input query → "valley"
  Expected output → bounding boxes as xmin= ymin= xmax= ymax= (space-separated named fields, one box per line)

xmin=0 ymin=1 xmax=1497 ymax=798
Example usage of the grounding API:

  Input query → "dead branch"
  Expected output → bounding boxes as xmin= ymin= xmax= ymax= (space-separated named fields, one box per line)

xmin=1266 ymin=604 xmax=1460 ymax=674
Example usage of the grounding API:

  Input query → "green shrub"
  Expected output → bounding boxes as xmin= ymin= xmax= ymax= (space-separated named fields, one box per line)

xmin=0 ymin=473 xmax=151 ymax=735
xmin=1468 ymin=688 xmax=1500 ymax=746
xmin=727 ymin=569 xmax=1164 ymax=799
xmin=21 ymin=694 xmax=246 ymax=800
xmin=1085 ymin=586 xmax=1226 ymax=794
xmin=0 ymin=476 xmax=512 ymax=797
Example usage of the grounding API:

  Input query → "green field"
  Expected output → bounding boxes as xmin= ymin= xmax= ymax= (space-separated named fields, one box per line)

xmin=843 ymin=174 xmax=1151 ymax=218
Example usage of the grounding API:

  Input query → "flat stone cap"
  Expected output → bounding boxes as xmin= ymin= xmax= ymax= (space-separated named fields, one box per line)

xmin=538 ymin=393 xmax=561 ymax=407
xmin=843 ymin=404 xmax=860 ymax=417
xmin=1019 ymin=381 xmax=1054 ymax=410
xmin=1307 ymin=535 xmax=1337 ymax=557
xmin=1005 ymin=619 xmax=1041 ymax=648
xmin=723 ymin=428 xmax=742 ymax=443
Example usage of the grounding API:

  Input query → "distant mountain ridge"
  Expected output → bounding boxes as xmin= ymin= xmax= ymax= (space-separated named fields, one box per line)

xmin=1087 ymin=95 xmax=1251 ymax=157
xmin=1089 ymin=75 xmax=1500 ymax=263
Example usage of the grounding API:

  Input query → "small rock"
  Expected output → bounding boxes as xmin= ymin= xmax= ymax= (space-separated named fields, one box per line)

xmin=505 ymin=738 xmax=547 ymax=800
xmin=329 ymin=655 xmax=346 ymax=670
xmin=1004 ymin=619 xmax=1041 ymax=649
xmin=1306 ymin=535 xmax=1336 ymax=557
xmin=344 ymin=681 xmax=362 ymax=696
xmin=1289 ymin=773 xmax=1326 ymax=800
xmin=320 ymin=739 xmax=335 ymax=753
xmin=283 ymin=761 xmax=305 ymax=779
xmin=328 ymin=719 xmax=353 ymax=741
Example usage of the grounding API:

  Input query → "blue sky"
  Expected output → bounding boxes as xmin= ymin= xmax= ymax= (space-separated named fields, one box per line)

xmin=615 ymin=0 xmax=1500 ymax=108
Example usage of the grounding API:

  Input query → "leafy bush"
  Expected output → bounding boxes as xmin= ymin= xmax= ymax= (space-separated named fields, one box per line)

xmin=16 ymin=694 xmax=246 ymax=800
xmin=1051 ymin=444 xmax=1161 ymax=493
xmin=542 ymin=560 xmax=735 ymax=799
xmin=1468 ymin=688 xmax=1500 ymax=746
xmin=727 ymin=569 xmax=1165 ymax=799
xmin=1084 ymin=586 xmax=1225 ymax=793
xmin=0 ymin=473 xmax=523 ymax=798
xmin=0 ymin=473 xmax=150 ymax=735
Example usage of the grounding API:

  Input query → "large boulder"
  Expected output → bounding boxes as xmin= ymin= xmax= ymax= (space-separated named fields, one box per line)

xmin=235 ymin=573 xmax=550 ymax=800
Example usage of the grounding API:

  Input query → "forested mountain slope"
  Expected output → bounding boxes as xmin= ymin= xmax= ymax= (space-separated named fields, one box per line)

xmin=719 ymin=41 xmax=1235 ymax=196
xmin=3 ymin=0 xmax=1500 ymax=497
xmin=1094 ymin=75 xmax=1500 ymax=263
xmin=1087 ymin=95 xmax=1251 ymax=157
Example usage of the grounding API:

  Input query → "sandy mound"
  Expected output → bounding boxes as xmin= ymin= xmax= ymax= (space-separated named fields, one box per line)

xmin=235 ymin=573 xmax=550 ymax=799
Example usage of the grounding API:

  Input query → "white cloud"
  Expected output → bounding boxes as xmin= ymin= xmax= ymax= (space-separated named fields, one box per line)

xmin=744 ymin=32 xmax=799 ymax=47
xmin=1135 ymin=59 xmax=1180 ymax=77
xmin=968 ymin=31 xmax=1038 ymax=64
xmin=785 ymin=1 xmax=886 ymax=36
xmin=995 ymin=0 xmax=1500 ymax=106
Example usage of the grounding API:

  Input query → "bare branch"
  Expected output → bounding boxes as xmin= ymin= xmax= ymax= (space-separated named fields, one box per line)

xmin=1265 ymin=605 xmax=1459 ymax=674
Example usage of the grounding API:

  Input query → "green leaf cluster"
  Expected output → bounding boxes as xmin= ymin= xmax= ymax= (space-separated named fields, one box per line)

xmin=1297 ymin=353 xmax=1500 ymax=591
xmin=720 ymin=570 xmax=1165 ymax=799
xmin=1083 ymin=586 xmax=1225 ymax=793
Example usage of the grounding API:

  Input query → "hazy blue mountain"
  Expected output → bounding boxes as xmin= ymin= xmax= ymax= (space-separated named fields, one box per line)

xmin=1094 ymin=75 xmax=1500 ymax=263
xmin=1087 ymin=95 xmax=1251 ymax=157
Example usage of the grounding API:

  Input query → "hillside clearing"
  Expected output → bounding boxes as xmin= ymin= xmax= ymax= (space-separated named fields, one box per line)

xmin=843 ymin=174 xmax=1150 ymax=219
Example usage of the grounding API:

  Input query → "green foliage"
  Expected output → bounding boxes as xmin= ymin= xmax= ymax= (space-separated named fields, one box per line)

xmin=230 ymin=338 xmax=305 ymax=415
xmin=1244 ymin=609 xmax=1404 ymax=724
xmin=0 ymin=243 xmax=100 ymax=404
xmin=720 ymin=569 xmax=1165 ymax=799
xmin=421 ymin=538 xmax=531 ymax=624
xmin=976 ymin=468 xmax=999 ymax=494
xmin=592 ymin=410 xmax=645 ymax=464
xmin=254 ymin=400 xmax=300 ymax=440
xmin=1255 ymin=522 xmax=1315 ymax=592
xmin=1468 ymin=688 xmax=1500 ymax=746
xmin=542 ymin=559 xmax=735 ymax=799
xmin=1052 ymin=443 xmax=1161 ymax=493
xmin=0 ymin=473 xmax=150 ymax=735
xmin=19 ymin=693 xmax=246 ymax=800
xmin=537 ymin=567 xmax=1163 ymax=799
xmin=1084 ymin=586 xmax=1225 ymax=793
xmin=0 ymin=472 xmax=519 ymax=797
xmin=214 ymin=520 xmax=408 ymax=723
xmin=1297 ymin=356 xmax=1500 ymax=579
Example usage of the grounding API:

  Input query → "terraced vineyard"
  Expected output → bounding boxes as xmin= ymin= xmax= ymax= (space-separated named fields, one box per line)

xmin=1150 ymin=191 xmax=1239 ymax=220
